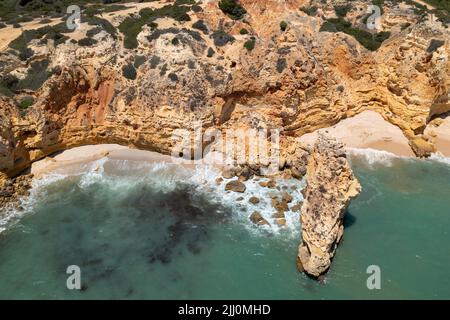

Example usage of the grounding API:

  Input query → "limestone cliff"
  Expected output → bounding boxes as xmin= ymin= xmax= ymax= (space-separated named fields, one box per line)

xmin=297 ymin=134 xmax=361 ymax=278
xmin=0 ymin=0 xmax=449 ymax=178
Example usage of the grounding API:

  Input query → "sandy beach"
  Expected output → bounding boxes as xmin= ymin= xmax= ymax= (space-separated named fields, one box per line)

xmin=30 ymin=144 xmax=225 ymax=178
xmin=31 ymin=144 xmax=176 ymax=178
xmin=298 ymin=111 xmax=416 ymax=157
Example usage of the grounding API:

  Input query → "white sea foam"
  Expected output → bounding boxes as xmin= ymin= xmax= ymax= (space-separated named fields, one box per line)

xmin=429 ymin=153 xmax=450 ymax=166
xmin=346 ymin=147 xmax=403 ymax=167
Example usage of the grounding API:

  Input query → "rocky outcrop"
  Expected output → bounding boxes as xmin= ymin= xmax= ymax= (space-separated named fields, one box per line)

xmin=297 ymin=134 xmax=361 ymax=278
xmin=0 ymin=173 xmax=33 ymax=213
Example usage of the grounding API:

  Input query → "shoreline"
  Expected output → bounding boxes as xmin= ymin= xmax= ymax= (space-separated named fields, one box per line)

xmin=298 ymin=111 xmax=416 ymax=157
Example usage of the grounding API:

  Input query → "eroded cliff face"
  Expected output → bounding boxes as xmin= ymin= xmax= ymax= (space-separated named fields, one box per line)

xmin=297 ymin=134 xmax=361 ymax=278
xmin=0 ymin=0 xmax=449 ymax=180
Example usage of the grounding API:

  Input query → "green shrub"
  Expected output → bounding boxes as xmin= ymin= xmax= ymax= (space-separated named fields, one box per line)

xmin=0 ymin=74 xmax=19 ymax=97
xmin=211 ymin=30 xmax=235 ymax=46
xmin=427 ymin=39 xmax=445 ymax=53
xmin=320 ymin=20 xmax=337 ymax=32
xmin=159 ymin=64 xmax=168 ymax=76
xmin=244 ymin=38 xmax=255 ymax=51
xmin=18 ymin=47 xmax=34 ymax=61
xmin=122 ymin=63 xmax=137 ymax=80
xmin=400 ymin=23 xmax=411 ymax=30
xmin=300 ymin=6 xmax=318 ymax=16
xmin=19 ymin=96 xmax=34 ymax=110
xmin=207 ymin=47 xmax=215 ymax=57
xmin=280 ymin=21 xmax=288 ymax=32
xmin=218 ymin=0 xmax=247 ymax=20
xmin=276 ymin=58 xmax=286 ymax=73
xmin=168 ymin=73 xmax=178 ymax=82
xmin=86 ymin=27 xmax=102 ymax=38
xmin=78 ymin=37 xmax=98 ymax=46
xmin=192 ymin=20 xmax=209 ymax=34
xmin=171 ymin=37 xmax=180 ymax=45
xmin=334 ymin=5 xmax=351 ymax=17
xmin=240 ymin=28 xmax=249 ymax=35
xmin=149 ymin=22 xmax=158 ymax=31
xmin=191 ymin=5 xmax=203 ymax=13
xmin=0 ymin=23 xmax=6 ymax=29
xmin=134 ymin=55 xmax=146 ymax=68
xmin=149 ymin=55 xmax=161 ymax=68
xmin=39 ymin=18 xmax=52 ymax=24
xmin=13 ymin=22 xmax=21 ymax=28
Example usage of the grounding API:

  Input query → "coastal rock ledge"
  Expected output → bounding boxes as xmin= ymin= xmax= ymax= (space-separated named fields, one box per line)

xmin=297 ymin=134 xmax=361 ymax=278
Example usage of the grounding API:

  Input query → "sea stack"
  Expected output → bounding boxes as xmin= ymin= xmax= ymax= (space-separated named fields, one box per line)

xmin=297 ymin=134 xmax=361 ymax=278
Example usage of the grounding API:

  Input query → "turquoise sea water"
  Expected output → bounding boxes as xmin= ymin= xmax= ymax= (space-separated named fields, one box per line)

xmin=0 ymin=154 xmax=449 ymax=299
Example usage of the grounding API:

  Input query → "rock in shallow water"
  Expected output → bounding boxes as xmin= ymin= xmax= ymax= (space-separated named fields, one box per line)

xmin=249 ymin=211 xmax=270 ymax=227
xmin=225 ymin=180 xmax=246 ymax=193
xmin=298 ymin=134 xmax=361 ymax=278
xmin=249 ymin=196 xmax=260 ymax=204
